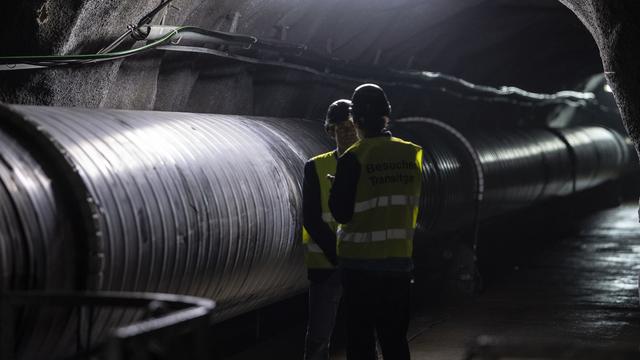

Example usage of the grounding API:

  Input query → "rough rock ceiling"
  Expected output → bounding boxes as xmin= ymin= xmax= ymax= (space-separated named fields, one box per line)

xmin=0 ymin=0 xmax=605 ymax=122
xmin=558 ymin=0 xmax=640 ymax=157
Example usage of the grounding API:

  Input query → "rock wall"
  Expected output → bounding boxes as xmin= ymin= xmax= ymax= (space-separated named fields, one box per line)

xmin=0 ymin=0 xmax=601 ymax=124
xmin=559 ymin=1 xmax=640 ymax=160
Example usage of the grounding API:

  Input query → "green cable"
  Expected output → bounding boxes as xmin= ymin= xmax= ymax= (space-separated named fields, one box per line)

xmin=0 ymin=26 xmax=189 ymax=65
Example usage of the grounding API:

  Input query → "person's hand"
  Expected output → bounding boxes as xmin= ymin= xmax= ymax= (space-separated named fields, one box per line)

xmin=326 ymin=174 xmax=335 ymax=183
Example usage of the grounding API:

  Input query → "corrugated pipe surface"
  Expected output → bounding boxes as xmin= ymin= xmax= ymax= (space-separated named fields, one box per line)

xmin=393 ymin=117 xmax=630 ymax=233
xmin=0 ymin=105 xmax=331 ymax=358
xmin=0 ymin=106 xmax=632 ymax=359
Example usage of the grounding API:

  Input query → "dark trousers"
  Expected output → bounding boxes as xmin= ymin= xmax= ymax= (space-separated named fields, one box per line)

xmin=304 ymin=270 xmax=343 ymax=360
xmin=342 ymin=269 xmax=411 ymax=360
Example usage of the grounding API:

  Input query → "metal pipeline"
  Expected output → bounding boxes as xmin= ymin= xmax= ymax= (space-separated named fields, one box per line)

xmin=393 ymin=117 xmax=631 ymax=234
xmin=0 ymin=105 xmax=632 ymax=358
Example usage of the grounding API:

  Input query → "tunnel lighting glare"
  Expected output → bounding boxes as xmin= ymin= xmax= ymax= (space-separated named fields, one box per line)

xmin=604 ymin=84 xmax=613 ymax=93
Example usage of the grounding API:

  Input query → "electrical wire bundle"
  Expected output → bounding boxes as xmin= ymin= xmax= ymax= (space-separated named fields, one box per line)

xmin=0 ymin=0 xmax=599 ymax=108
xmin=0 ymin=1 xmax=260 ymax=71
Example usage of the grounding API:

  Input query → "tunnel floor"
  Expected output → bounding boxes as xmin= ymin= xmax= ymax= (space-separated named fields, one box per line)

xmin=222 ymin=202 xmax=640 ymax=359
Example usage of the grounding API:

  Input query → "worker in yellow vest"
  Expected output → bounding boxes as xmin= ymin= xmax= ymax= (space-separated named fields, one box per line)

xmin=329 ymin=84 xmax=422 ymax=360
xmin=302 ymin=99 xmax=358 ymax=360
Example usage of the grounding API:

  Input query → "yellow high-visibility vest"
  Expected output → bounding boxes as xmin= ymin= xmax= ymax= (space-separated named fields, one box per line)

xmin=302 ymin=150 xmax=338 ymax=269
xmin=337 ymin=137 xmax=422 ymax=260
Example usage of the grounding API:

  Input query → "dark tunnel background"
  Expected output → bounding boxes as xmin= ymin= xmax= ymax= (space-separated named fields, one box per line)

xmin=0 ymin=0 xmax=606 ymax=120
xmin=2 ymin=0 xmax=640 ymax=359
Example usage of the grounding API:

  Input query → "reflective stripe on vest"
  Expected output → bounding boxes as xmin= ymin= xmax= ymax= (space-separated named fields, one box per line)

xmin=353 ymin=195 xmax=420 ymax=213
xmin=321 ymin=212 xmax=334 ymax=223
xmin=307 ymin=242 xmax=324 ymax=253
xmin=337 ymin=137 xmax=422 ymax=261
xmin=338 ymin=227 xmax=414 ymax=243
xmin=303 ymin=150 xmax=338 ymax=269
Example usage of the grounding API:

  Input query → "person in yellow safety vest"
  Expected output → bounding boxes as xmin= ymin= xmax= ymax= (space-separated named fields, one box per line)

xmin=302 ymin=99 xmax=359 ymax=360
xmin=329 ymin=84 xmax=422 ymax=360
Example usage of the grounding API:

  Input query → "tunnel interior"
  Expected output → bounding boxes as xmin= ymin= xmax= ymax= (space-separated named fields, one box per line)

xmin=1 ymin=0 xmax=640 ymax=359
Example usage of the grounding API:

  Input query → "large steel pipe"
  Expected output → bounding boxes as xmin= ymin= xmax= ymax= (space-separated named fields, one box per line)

xmin=0 ymin=104 xmax=331 ymax=358
xmin=393 ymin=118 xmax=631 ymax=234
xmin=0 ymin=105 xmax=632 ymax=358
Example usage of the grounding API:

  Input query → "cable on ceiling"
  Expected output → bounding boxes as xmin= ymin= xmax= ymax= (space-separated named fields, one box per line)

xmin=0 ymin=13 xmax=599 ymax=109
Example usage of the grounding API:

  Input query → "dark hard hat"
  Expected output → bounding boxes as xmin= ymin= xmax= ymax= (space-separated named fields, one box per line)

xmin=325 ymin=99 xmax=352 ymax=125
xmin=351 ymin=83 xmax=391 ymax=120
